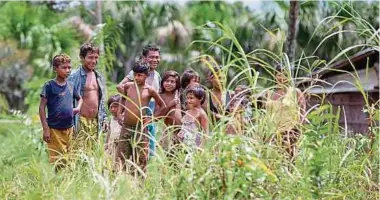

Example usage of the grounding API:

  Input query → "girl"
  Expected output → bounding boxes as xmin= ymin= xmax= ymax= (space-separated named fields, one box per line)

xmin=180 ymin=69 xmax=200 ymax=112
xmin=155 ymin=70 xmax=182 ymax=150
xmin=203 ymin=66 xmax=232 ymax=125
xmin=226 ymin=85 xmax=252 ymax=135
xmin=178 ymin=86 xmax=208 ymax=148
xmin=105 ymin=94 xmax=122 ymax=167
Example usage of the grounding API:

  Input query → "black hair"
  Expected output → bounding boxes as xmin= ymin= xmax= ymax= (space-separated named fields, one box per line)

xmin=107 ymin=94 xmax=121 ymax=109
xmin=142 ymin=44 xmax=160 ymax=57
xmin=207 ymin=65 xmax=222 ymax=77
xmin=185 ymin=85 xmax=206 ymax=104
xmin=235 ymin=85 xmax=251 ymax=97
xmin=132 ymin=61 xmax=150 ymax=75
xmin=79 ymin=43 xmax=99 ymax=58
xmin=161 ymin=70 xmax=181 ymax=93
xmin=52 ymin=54 xmax=71 ymax=68
xmin=180 ymin=69 xmax=200 ymax=89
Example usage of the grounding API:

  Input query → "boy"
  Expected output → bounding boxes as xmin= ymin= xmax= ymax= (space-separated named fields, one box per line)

xmin=105 ymin=94 xmax=122 ymax=166
xmin=39 ymin=54 xmax=82 ymax=168
xmin=116 ymin=62 xmax=166 ymax=172
xmin=69 ymin=43 xmax=108 ymax=152
xmin=117 ymin=45 xmax=161 ymax=157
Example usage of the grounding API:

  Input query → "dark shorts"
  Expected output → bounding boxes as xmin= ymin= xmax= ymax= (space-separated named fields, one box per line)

xmin=116 ymin=123 xmax=148 ymax=171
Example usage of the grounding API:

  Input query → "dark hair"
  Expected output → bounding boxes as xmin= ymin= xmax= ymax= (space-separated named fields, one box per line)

xmin=107 ymin=94 xmax=121 ymax=109
xmin=161 ymin=70 xmax=180 ymax=93
xmin=180 ymin=70 xmax=200 ymax=89
xmin=79 ymin=43 xmax=99 ymax=58
xmin=235 ymin=85 xmax=251 ymax=96
xmin=142 ymin=44 xmax=160 ymax=57
xmin=185 ymin=86 xmax=206 ymax=104
xmin=52 ymin=54 xmax=71 ymax=68
xmin=207 ymin=65 xmax=222 ymax=77
xmin=133 ymin=61 xmax=150 ymax=75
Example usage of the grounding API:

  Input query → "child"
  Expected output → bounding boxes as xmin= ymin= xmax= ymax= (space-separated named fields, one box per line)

xmin=178 ymin=86 xmax=208 ymax=149
xmin=265 ymin=68 xmax=306 ymax=158
xmin=116 ymin=45 xmax=161 ymax=158
xmin=180 ymin=69 xmax=200 ymax=113
xmin=226 ymin=85 xmax=252 ymax=135
xmin=39 ymin=54 xmax=82 ymax=168
xmin=202 ymin=66 xmax=232 ymax=125
xmin=116 ymin=62 xmax=166 ymax=172
xmin=154 ymin=71 xmax=182 ymax=150
xmin=105 ymin=94 xmax=122 ymax=166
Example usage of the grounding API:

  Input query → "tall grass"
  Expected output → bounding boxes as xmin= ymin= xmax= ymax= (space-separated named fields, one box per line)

xmin=1 ymin=4 xmax=379 ymax=199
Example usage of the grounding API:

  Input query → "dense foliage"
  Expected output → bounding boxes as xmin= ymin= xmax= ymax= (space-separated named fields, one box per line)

xmin=0 ymin=1 xmax=378 ymax=199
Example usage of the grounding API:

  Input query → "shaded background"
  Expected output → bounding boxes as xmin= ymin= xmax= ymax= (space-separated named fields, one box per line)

xmin=0 ymin=1 xmax=378 ymax=116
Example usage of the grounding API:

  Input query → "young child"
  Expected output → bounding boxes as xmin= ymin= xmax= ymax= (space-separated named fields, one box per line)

xmin=203 ymin=66 xmax=232 ymax=125
xmin=180 ymin=69 xmax=200 ymax=113
xmin=39 ymin=54 xmax=82 ymax=168
xmin=105 ymin=94 xmax=122 ymax=166
xmin=154 ymin=71 xmax=182 ymax=150
xmin=117 ymin=45 xmax=161 ymax=158
xmin=178 ymin=86 xmax=208 ymax=149
xmin=226 ymin=85 xmax=252 ymax=135
xmin=116 ymin=62 xmax=166 ymax=172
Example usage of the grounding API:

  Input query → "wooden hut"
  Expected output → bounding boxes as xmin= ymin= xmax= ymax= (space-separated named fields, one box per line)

xmin=304 ymin=48 xmax=379 ymax=134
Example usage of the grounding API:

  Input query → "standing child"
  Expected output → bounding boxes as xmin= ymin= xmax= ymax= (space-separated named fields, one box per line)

xmin=226 ymin=85 xmax=252 ymax=135
xmin=116 ymin=62 xmax=166 ymax=172
xmin=105 ymin=94 xmax=122 ymax=166
xmin=180 ymin=69 xmax=200 ymax=113
xmin=203 ymin=66 xmax=232 ymax=126
xmin=178 ymin=86 xmax=208 ymax=149
xmin=117 ymin=45 xmax=162 ymax=158
xmin=39 ymin=54 xmax=82 ymax=168
xmin=154 ymin=71 xmax=182 ymax=151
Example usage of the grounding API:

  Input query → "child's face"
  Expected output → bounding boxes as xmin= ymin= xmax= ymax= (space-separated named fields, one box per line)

xmin=209 ymin=72 xmax=224 ymax=90
xmin=163 ymin=76 xmax=177 ymax=92
xmin=186 ymin=93 xmax=202 ymax=109
xmin=190 ymin=76 xmax=200 ymax=85
xmin=144 ymin=50 xmax=160 ymax=71
xmin=275 ymin=72 xmax=288 ymax=85
xmin=55 ymin=62 xmax=72 ymax=79
xmin=234 ymin=87 xmax=243 ymax=96
xmin=134 ymin=73 xmax=148 ymax=85
xmin=82 ymin=52 xmax=99 ymax=71
xmin=109 ymin=103 xmax=119 ymax=117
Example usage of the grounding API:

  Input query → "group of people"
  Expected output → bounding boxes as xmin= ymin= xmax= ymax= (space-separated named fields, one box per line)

xmin=39 ymin=43 xmax=306 ymax=173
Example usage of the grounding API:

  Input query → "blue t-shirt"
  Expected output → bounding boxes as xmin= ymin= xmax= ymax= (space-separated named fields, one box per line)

xmin=40 ymin=80 xmax=80 ymax=129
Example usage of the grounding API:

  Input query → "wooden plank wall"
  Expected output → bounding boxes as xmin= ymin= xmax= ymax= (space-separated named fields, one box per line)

xmin=308 ymin=92 xmax=379 ymax=134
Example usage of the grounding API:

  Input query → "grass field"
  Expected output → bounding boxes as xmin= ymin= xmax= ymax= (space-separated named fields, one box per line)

xmin=0 ymin=104 xmax=378 ymax=199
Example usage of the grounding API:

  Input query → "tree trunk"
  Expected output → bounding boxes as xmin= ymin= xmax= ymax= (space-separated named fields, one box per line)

xmin=285 ymin=1 xmax=299 ymax=66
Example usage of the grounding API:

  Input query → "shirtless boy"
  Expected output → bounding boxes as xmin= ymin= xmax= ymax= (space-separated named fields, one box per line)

xmin=69 ymin=43 xmax=108 ymax=151
xmin=116 ymin=62 xmax=166 ymax=172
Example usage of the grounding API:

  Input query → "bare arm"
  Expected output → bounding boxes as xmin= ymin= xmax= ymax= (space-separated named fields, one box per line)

xmin=199 ymin=111 xmax=209 ymax=147
xmin=154 ymin=97 xmax=178 ymax=118
xmin=73 ymin=96 xmax=83 ymax=115
xmin=150 ymin=88 xmax=167 ymax=110
xmin=173 ymin=104 xmax=182 ymax=125
xmin=116 ymin=76 xmax=132 ymax=94
xmin=39 ymin=97 xmax=50 ymax=143
xmin=117 ymin=84 xmax=128 ymax=125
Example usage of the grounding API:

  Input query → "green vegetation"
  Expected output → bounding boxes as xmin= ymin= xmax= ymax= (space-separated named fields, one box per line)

xmin=0 ymin=1 xmax=379 ymax=199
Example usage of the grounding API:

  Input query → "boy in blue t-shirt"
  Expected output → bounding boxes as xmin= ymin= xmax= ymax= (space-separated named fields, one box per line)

xmin=39 ymin=54 xmax=83 ymax=167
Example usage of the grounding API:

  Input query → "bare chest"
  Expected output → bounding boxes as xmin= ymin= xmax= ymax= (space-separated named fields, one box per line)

xmin=161 ymin=94 xmax=173 ymax=105
xmin=127 ymin=87 xmax=150 ymax=105
xmin=85 ymin=73 xmax=99 ymax=92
